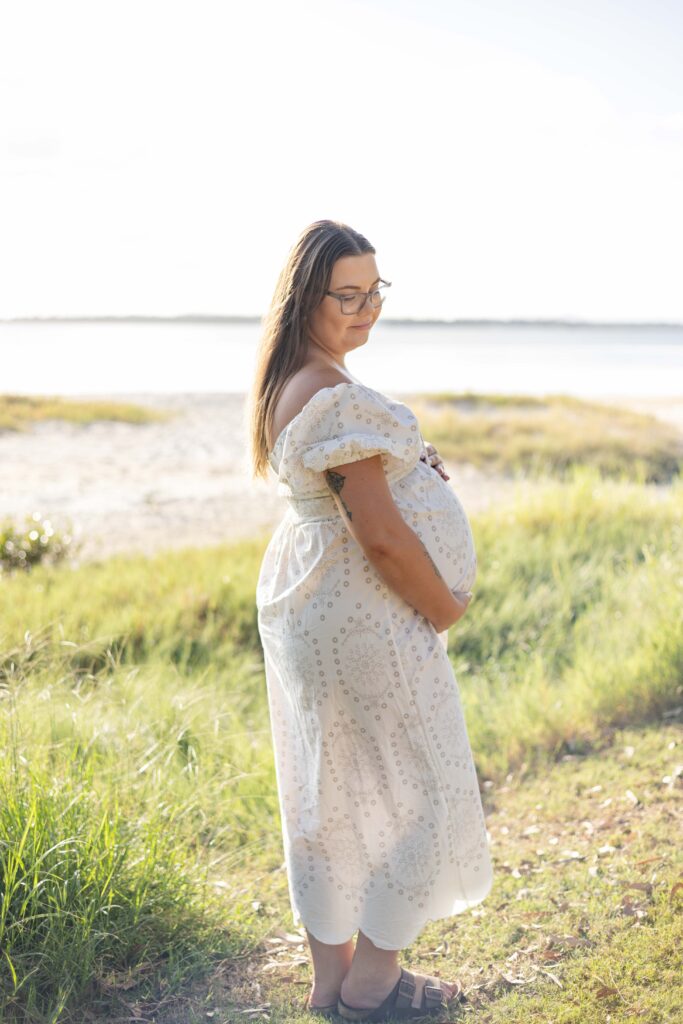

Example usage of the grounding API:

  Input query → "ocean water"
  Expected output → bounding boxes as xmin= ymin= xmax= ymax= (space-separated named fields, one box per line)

xmin=2 ymin=320 xmax=681 ymax=398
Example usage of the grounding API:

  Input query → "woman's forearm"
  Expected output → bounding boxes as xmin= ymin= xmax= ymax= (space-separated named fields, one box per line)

xmin=363 ymin=519 xmax=469 ymax=632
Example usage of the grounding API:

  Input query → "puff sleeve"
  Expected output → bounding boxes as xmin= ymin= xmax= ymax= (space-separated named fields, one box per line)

xmin=276 ymin=382 xmax=422 ymax=497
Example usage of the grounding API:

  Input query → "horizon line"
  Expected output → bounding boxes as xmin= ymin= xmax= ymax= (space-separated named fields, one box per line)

xmin=1 ymin=314 xmax=682 ymax=328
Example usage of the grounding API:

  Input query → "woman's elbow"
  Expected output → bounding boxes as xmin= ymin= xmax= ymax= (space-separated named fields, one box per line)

xmin=362 ymin=518 xmax=406 ymax=558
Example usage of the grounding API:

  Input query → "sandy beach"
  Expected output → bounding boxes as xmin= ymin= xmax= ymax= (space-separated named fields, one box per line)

xmin=2 ymin=391 xmax=682 ymax=565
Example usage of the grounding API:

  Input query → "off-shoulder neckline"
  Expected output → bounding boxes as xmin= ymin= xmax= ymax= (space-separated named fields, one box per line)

xmin=268 ymin=380 xmax=374 ymax=458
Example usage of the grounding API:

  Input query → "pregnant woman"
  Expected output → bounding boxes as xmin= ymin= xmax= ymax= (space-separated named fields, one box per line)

xmin=248 ymin=220 xmax=493 ymax=1020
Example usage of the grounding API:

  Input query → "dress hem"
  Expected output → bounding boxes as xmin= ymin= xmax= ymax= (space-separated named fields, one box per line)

xmin=292 ymin=870 xmax=494 ymax=950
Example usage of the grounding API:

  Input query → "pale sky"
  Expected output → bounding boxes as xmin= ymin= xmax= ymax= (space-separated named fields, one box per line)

xmin=1 ymin=0 xmax=682 ymax=321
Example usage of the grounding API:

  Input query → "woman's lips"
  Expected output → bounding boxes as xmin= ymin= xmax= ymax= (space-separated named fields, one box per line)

xmin=351 ymin=321 xmax=372 ymax=329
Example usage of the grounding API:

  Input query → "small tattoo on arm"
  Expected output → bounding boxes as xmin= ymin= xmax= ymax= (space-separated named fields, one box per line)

xmin=418 ymin=537 xmax=443 ymax=579
xmin=325 ymin=469 xmax=353 ymax=520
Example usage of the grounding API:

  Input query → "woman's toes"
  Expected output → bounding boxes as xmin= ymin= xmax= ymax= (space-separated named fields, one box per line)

xmin=444 ymin=979 xmax=463 ymax=1001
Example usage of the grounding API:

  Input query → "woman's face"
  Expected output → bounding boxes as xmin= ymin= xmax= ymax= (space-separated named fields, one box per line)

xmin=307 ymin=252 xmax=383 ymax=361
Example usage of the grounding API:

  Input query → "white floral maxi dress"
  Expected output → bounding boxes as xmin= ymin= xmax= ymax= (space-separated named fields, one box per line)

xmin=256 ymin=382 xmax=493 ymax=949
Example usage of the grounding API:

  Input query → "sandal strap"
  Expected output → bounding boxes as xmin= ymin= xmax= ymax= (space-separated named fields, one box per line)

xmin=422 ymin=976 xmax=448 ymax=1010
xmin=394 ymin=968 xmax=450 ymax=1014
xmin=394 ymin=968 xmax=417 ymax=1010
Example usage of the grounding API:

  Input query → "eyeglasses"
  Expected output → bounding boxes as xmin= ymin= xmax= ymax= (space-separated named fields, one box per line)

xmin=325 ymin=279 xmax=392 ymax=315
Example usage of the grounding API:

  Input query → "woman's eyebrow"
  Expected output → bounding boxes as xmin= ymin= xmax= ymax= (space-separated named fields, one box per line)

xmin=334 ymin=276 xmax=381 ymax=291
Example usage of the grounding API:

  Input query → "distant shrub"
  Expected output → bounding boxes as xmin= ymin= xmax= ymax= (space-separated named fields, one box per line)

xmin=0 ymin=513 xmax=76 ymax=574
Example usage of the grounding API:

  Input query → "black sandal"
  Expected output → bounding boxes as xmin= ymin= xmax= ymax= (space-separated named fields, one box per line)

xmin=336 ymin=966 xmax=467 ymax=1020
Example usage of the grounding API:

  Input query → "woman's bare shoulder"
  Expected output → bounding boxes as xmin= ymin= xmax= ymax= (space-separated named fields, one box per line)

xmin=269 ymin=365 xmax=354 ymax=449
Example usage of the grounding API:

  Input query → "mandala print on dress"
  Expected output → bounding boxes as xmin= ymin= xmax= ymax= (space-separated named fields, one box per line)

xmin=432 ymin=506 xmax=477 ymax=589
xmin=339 ymin=619 xmax=394 ymax=703
xmin=286 ymin=723 xmax=322 ymax=831
xmin=445 ymin=794 xmax=489 ymax=867
xmin=301 ymin=545 xmax=345 ymax=608
xmin=280 ymin=632 xmax=320 ymax=718
xmin=324 ymin=817 xmax=375 ymax=893
xmin=292 ymin=787 xmax=322 ymax=835
xmin=380 ymin=816 xmax=441 ymax=901
xmin=289 ymin=839 xmax=316 ymax=891
xmin=333 ymin=724 xmax=387 ymax=802
xmin=430 ymin=684 xmax=472 ymax=763
xmin=399 ymin=723 xmax=443 ymax=795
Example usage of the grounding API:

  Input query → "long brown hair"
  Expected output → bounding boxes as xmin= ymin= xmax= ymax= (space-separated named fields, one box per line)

xmin=245 ymin=219 xmax=376 ymax=480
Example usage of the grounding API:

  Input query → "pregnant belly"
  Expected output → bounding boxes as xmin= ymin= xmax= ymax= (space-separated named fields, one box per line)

xmin=392 ymin=467 xmax=477 ymax=593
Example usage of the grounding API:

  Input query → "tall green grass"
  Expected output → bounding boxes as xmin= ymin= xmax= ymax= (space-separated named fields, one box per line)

xmin=451 ymin=467 xmax=683 ymax=777
xmin=0 ymin=466 xmax=681 ymax=1020
xmin=0 ymin=763 xmax=217 ymax=1019
xmin=0 ymin=658 xmax=268 ymax=1019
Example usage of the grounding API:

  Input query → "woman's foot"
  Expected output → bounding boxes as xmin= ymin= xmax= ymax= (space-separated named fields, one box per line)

xmin=308 ymin=983 xmax=343 ymax=1010
xmin=304 ymin=928 xmax=355 ymax=1011
xmin=340 ymin=964 xmax=460 ymax=1012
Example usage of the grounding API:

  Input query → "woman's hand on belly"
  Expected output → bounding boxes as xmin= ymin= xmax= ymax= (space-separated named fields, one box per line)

xmin=321 ymin=452 xmax=466 ymax=633
xmin=420 ymin=440 xmax=450 ymax=481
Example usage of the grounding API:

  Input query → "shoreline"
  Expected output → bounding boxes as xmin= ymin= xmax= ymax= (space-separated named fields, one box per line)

xmin=2 ymin=391 xmax=681 ymax=565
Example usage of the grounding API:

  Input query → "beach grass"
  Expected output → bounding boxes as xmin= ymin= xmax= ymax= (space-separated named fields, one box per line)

xmin=0 ymin=394 xmax=169 ymax=432
xmin=0 ymin=466 xmax=681 ymax=1020
xmin=409 ymin=392 xmax=683 ymax=483
xmin=2 ymin=391 xmax=680 ymax=486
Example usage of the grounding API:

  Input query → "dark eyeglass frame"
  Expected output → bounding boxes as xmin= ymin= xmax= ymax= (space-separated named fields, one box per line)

xmin=325 ymin=279 xmax=392 ymax=315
